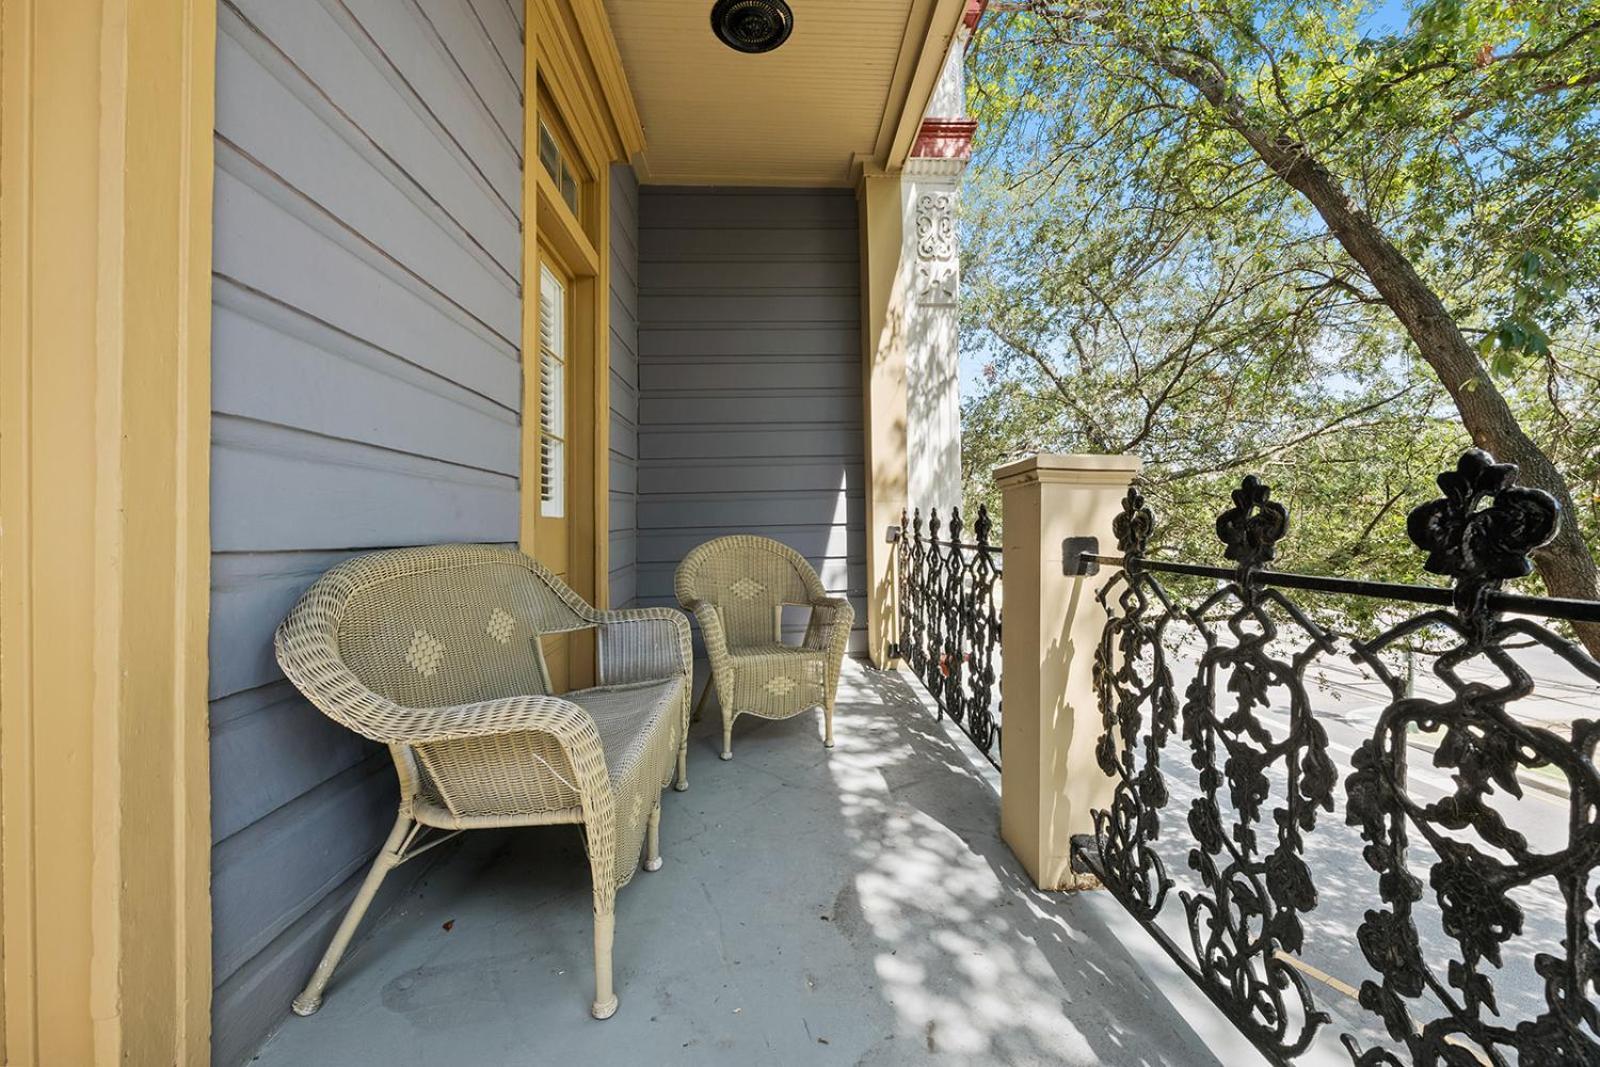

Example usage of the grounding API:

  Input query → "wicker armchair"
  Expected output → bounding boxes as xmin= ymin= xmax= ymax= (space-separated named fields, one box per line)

xmin=675 ymin=536 xmax=854 ymax=760
xmin=273 ymin=544 xmax=691 ymax=1022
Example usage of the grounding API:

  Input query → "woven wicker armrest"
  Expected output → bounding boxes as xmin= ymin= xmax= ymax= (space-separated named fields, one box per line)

xmin=681 ymin=599 xmax=729 ymax=653
xmin=804 ymin=596 xmax=855 ymax=652
xmin=595 ymin=607 xmax=692 ymax=687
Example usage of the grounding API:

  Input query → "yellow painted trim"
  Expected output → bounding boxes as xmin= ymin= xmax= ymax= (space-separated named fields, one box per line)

xmin=857 ymin=171 xmax=910 ymax=667
xmin=535 ymin=165 xmax=601 ymax=276
xmin=568 ymin=0 xmax=645 ymax=159
xmin=518 ymin=9 xmax=543 ymax=564
xmin=877 ymin=0 xmax=968 ymax=172
xmin=0 ymin=0 xmax=214 ymax=1063
xmin=522 ymin=0 xmax=630 ymax=665
xmin=533 ymin=0 xmax=640 ymax=165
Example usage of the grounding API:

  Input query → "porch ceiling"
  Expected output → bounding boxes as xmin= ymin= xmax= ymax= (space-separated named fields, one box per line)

xmin=602 ymin=0 xmax=967 ymax=187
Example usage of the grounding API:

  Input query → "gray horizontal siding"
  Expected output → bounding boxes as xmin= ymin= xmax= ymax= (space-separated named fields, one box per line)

xmin=209 ymin=2 xmax=523 ymax=1063
xmin=609 ymin=164 xmax=640 ymax=608
xmin=635 ymin=187 xmax=866 ymax=651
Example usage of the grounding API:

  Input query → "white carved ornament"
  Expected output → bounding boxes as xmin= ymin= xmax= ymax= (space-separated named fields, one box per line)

xmin=914 ymin=191 xmax=958 ymax=307
xmin=915 ymin=192 xmax=956 ymax=261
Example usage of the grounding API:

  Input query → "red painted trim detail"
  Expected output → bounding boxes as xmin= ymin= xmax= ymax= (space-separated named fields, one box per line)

xmin=963 ymin=0 xmax=988 ymax=34
xmin=912 ymin=118 xmax=978 ymax=160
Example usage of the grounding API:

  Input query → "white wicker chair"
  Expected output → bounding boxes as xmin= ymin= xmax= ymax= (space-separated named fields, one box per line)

xmin=675 ymin=535 xmax=854 ymax=759
xmin=274 ymin=544 xmax=691 ymax=1021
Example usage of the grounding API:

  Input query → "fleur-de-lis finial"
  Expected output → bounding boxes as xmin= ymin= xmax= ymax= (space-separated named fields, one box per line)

xmin=948 ymin=506 xmax=964 ymax=545
xmin=1216 ymin=475 xmax=1289 ymax=574
xmin=974 ymin=504 xmax=993 ymax=546
xmin=1407 ymin=448 xmax=1559 ymax=616
xmin=1113 ymin=484 xmax=1154 ymax=559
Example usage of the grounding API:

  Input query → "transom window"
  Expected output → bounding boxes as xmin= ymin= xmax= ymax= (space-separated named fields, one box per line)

xmin=538 ymin=119 xmax=580 ymax=215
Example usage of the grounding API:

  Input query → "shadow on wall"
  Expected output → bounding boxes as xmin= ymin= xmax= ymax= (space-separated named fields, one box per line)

xmin=906 ymin=303 xmax=962 ymax=513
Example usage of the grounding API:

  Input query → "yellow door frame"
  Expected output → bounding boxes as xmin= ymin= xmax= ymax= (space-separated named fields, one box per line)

xmin=522 ymin=1 xmax=644 ymax=686
xmin=1 ymin=1 xmax=216 ymax=1063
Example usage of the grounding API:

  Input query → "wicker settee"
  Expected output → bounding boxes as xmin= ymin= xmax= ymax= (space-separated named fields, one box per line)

xmin=274 ymin=544 xmax=691 ymax=1021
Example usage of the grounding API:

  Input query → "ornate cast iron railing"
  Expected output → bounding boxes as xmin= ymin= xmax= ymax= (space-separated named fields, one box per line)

xmin=891 ymin=505 xmax=1003 ymax=768
xmin=1071 ymin=449 xmax=1600 ymax=1067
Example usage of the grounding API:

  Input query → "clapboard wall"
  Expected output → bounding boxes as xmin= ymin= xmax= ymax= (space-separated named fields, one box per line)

xmin=208 ymin=1 xmax=524 ymax=1062
xmin=635 ymin=187 xmax=867 ymax=650
xmin=609 ymin=164 xmax=640 ymax=608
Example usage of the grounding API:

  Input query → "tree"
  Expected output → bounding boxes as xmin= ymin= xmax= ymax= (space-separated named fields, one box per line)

xmin=964 ymin=0 xmax=1600 ymax=651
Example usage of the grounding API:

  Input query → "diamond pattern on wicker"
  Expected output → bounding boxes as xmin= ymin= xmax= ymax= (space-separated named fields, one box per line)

xmin=486 ymin=607 xmax=516 ymax=644
xmin=405 ymin=629 xmax=445 ymax=677
xmin=729 ymin=577 xmax=764 ymax=600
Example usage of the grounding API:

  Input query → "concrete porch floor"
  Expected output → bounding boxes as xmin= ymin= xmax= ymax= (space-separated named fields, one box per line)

xmin=250 ymin=662 xmax=1244 ymax=1067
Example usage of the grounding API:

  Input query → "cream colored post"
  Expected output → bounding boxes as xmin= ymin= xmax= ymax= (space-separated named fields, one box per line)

xmin=591 ymin=913 xmax=618 ymax=1019
xmin=857 ymin=169 xmax=909 ymax=667
xmin=293 ymin=812 xmax=415 ymax=1015
xmin=996 ymin=454 xmax=1141 ymax=890
xmin=644 ymin=803 xmax=663 ymax=872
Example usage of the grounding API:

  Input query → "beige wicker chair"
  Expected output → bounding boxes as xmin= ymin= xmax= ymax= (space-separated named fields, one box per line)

xmin=273 ymin=544 xmax=691 ymax=1022
xmin=675 ymin=535 xmax=854 ymax=760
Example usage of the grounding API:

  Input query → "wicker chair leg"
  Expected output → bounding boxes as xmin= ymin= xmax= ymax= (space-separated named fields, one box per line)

xmin=292 ymin=811 xmax=413 ymax=1016
xmin=674 ymin=741 xmax=689 ymax=791
xmin=591 ymin=911 xmax=618 ymax=1020
xmin=720 ymin=715 xmax=734 ymax=761
xmin=824 ymin=701 xmax=836 ymax=749
xmin=643 ymin=802 xmax=663 ymax=872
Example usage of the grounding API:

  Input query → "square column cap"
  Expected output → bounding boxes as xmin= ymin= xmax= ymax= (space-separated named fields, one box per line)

xmin=993 ymin=453 xmax=1142 ymax=488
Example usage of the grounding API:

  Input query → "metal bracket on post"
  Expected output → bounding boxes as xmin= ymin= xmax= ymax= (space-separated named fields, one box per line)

xmin=1063 ymin=536 xmax=1100 ymax=576
xmin=885 ymin=525 xmax=902 ymax=544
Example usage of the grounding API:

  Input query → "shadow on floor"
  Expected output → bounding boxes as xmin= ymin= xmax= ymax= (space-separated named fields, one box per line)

xmin=249 ymin=661 xmax=1240 ymax=1066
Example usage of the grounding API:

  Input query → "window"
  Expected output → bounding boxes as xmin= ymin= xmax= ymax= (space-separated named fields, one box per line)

xmin=538 ymin=264 xmax=567 ymax=518
xmin=538 ymin=120 xmax=580 ymax=215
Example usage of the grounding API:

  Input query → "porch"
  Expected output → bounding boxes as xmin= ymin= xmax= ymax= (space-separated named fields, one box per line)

xmin=247 ymin=660 xmax=1235 ymax=1067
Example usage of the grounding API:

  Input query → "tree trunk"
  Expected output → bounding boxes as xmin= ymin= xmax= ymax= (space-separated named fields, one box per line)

xmin=1148 ymin=48 xmax=1600 ymax=655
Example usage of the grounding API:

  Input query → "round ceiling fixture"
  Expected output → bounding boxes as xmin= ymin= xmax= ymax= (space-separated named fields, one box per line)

xmin=710 ymin=0 xmax=794 ymax=54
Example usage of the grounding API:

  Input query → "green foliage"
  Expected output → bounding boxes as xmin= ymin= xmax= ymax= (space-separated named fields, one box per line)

xmin=961 ymin=0 xmax=1600 ymax=594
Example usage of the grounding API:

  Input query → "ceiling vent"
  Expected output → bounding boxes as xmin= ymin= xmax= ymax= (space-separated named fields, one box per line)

xmin=710 ymin=0 xmax=794 ymax=54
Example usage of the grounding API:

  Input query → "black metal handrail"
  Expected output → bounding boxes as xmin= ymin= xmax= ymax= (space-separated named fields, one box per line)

xmin=890 ymin=505 xmax=1003 ymax=768
xmin=1073 ymin=452 xmax=1600 ymax=1067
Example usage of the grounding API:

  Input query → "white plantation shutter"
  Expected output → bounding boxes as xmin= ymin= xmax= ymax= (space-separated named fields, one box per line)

xmin=538 ymin=265 xmax=566 ymax=518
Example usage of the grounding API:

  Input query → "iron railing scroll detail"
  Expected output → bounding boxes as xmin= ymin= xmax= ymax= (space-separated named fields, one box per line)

xmin=1071 ymin=448 xmax=1600 ymax=1067
xmin=893 ymin=505 xmax=1002 ymax=768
